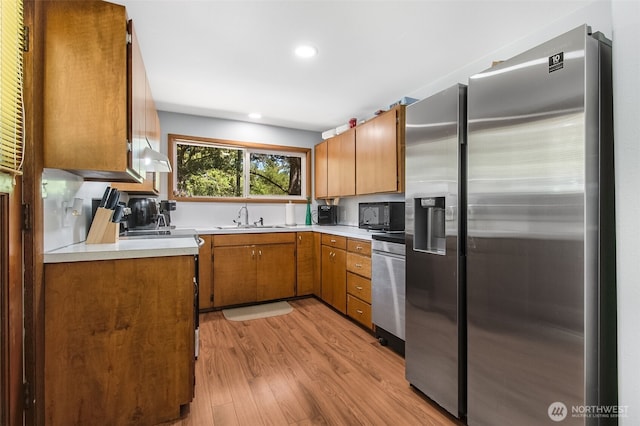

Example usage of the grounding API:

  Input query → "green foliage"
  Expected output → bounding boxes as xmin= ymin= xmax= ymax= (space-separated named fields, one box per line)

xmin=175 ymin=143 xmax=302 ymax=198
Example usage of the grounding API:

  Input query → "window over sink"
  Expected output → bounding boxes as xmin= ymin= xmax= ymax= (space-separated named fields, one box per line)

xmin=168 ymin=134 xmax=311 ymax=203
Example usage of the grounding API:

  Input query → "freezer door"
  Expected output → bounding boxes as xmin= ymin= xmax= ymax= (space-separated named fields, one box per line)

xmin=466 ymin=25 xmax=608 ymax=426
xmin=404 ymin=84 xmax=466 ymax=418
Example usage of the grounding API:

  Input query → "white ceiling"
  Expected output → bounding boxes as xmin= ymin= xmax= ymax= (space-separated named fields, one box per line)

xmin=114 ymin=0 xmax=592 ymax=132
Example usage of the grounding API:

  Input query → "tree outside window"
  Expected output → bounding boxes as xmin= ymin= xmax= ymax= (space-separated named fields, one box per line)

xmin=169 ymin=134 xmax=310 ymax=202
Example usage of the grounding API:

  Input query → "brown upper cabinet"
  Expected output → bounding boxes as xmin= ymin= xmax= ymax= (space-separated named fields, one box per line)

xmin=314 ymin=106 xmax=405 ymax=199
xmin=355 ymin=105 xmax=406 ymax=195
xmin=314 ymin=128 xmax=356 ymax=199
xmin=314 ymin=140 xmax=328 ymax=198
xmin=43 ymin=1 xmax=154 ymax=182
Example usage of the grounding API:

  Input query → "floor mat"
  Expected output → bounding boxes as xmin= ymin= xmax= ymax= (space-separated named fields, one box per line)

xmin=222 ymin=301 xmax=293 ymax=321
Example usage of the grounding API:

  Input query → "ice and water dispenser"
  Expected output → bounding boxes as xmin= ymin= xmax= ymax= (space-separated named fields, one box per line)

xmin=414 ymin=197 xmax=446 ymax=255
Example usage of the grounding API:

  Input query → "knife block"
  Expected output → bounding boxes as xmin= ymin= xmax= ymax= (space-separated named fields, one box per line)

xmin=86 ymin=207 xmax=119 ymax=244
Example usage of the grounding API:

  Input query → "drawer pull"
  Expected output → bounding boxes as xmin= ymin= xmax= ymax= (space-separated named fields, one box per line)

xmin=330 ymin=239 xmax=337 ymax=243
xmin=355 ymin=263 xmax=362 ymax=268
xmin=356 ymin=245 xmax=363 ymax=251
xmin=356 ymin=309 xmax=363 ymax=315
xmin=356 ymin=286 xmax=363 ymax=290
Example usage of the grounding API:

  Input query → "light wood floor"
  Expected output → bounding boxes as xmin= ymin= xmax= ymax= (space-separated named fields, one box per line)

xmin=163 ymin=297 xmax=460 ymax=426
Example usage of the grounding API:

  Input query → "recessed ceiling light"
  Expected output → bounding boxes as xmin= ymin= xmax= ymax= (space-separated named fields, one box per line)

xmin=248 ymin=112 xmax=262 ymax=119
xmin=294 ymin=44 xmax=318 ymax=59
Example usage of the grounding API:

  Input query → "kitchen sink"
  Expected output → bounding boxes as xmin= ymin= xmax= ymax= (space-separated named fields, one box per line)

xmin=216 ymin=225 xmax=287 ymax=230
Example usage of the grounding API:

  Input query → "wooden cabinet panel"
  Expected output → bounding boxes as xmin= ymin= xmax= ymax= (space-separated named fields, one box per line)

xmin=43 ymin=1 xmax=143 ymax=182
xmin=346 ymin=237 xmax=373 ymax=329
xmin=296 ymin=232 xmax=315 ymax=296
xmin=347 ymin=272 xmax=372 ymax=304
xmin=198 ymin=235 xmax=214 ymax=311
xmin=355 ymin=106 xmax=405 ymax=195
xmin=210 ymin=233 xmax=297 ymax=307
xmin=44 ymin=256 xmax=195 ymax=425
xmin=130 ymin=21 xmax=146 ymax=179
xmin=213 ymin=246 xmax=257 ymax=307
xmin=321 ymin=234 xmax=347 ymax=249
xmin=327 ymin=129 xmax=355 ymax=197
xmin=347 ymin=238 xmax=371 ymax=256
xmin=313 ymin=232 xmax=322 ymax=296
xmin=257 ymin=244 xmax=296 ymax=301
xmin=347 ymin=294 xmax=372 ymax=329
xmin=213 ymin=232 xmax=295 ymax=247
xmin=314 ymin=141 xmax=328 ymax=199
xmin=111 ymin=172 xmax=158 ymax=195
xmin=347 ymin=252 xmax=371 ymax=279
xmin=321 ymin=245 xmax=346 ymax=314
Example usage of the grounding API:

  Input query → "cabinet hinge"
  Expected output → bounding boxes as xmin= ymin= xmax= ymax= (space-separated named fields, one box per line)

xmin=23 ymin=381 xmax=32 ymax=409
xmin=126 ymin=31 xmax=132 ymax=45
xmin=127 ymin=141 xmax=132 ymax=152
xmin=22 ymin=203 xmax=31 ymax=231
xmin=210 ymin=294 xmax=214 ymax=303
xmin=23 ymin=26 xmax=29 ymax=52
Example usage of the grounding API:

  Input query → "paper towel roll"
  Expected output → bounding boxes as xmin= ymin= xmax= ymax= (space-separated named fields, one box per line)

xmin=285 ymin=202 xmax=296 ymax=226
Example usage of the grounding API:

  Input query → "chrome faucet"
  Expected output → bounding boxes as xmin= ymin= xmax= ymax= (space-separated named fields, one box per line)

xmin=233 ymin=205 xmax=249 ymax=227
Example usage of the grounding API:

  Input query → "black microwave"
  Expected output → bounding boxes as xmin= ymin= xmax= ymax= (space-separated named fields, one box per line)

xmin=358 ymin=202 xmax=405 ymax=231
xmin=317 ymin=205 xmax=338 ymax=225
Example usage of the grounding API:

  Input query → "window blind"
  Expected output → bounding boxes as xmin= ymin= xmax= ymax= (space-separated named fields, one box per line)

xmin=0 ymin=0 xmax=25 ymax=175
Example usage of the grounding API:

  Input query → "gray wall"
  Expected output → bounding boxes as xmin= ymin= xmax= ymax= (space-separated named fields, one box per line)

xmin=157 ymin=112 xmax=322 ymax=228
xmin=611 ymin=0 xmax=640 ymax=422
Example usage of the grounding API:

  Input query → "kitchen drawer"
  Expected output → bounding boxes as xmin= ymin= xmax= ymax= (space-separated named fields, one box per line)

xmin=347 ymin=238 xmax=371 ymax=256
xmin=347 ymin=294 xmax=372 ymax=329
xmin=347 ymin=272 xmax=371 ymax=304
xmin=321 ymin=234 xmax=347 ymax=250
xmin=347 ymin=252 xmax=371 ymax=279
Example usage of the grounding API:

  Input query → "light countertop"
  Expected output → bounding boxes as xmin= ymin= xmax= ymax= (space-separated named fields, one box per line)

xmin=44 ymin=236 xmax=200 ymax=264
xmin=44 ymin=225 xmax=377 ymax=264
xmin=195 ymin=224 xmax=376 ymax=240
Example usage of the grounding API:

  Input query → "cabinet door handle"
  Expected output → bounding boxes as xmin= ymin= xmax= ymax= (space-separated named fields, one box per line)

xmin=258 ymin=249 xmax=262 ymax=257
xmin=298 ymin=235 xmax=302 ymax=241
xmin=251 ymin=249 xmax=255 ymax=259
xmin=356 ymin=309 xmax=363 ymax=315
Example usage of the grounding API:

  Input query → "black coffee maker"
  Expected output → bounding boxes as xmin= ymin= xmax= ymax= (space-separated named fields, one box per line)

xmin=159 ymin=200 xmax=176 ymax=227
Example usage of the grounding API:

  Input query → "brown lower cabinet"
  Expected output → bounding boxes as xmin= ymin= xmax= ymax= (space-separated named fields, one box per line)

xmin=212 ymin=232 xmax=296 ymax=308
xmin=44 ymin=255 xmax=195 ymax=426
xmin=346 ymin=238 xmax=372 ymax=329
xmin=320 ymin=235 xmax=347 ymax=313
xmin=296 ymin=232 xmax=315 ymax=296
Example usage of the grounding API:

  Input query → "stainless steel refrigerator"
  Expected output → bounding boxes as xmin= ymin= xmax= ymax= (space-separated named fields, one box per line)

xmin=405 ymin=83 xmax=467 ymax=419
xmin=466 ymin=25 xmax=617 ymax=425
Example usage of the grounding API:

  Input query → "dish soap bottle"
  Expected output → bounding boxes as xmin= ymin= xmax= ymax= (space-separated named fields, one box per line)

xmin=305 ymin=197 xmax=312 ymax=225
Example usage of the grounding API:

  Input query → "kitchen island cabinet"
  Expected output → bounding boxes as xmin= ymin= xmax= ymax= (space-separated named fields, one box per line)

xmin=44 ymin=255 xmax=195 ymax=426
xmin=212 ymin=233 xmax=296 ymax=307
xmin=43 ymin=1 xmax=155 ymax=182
